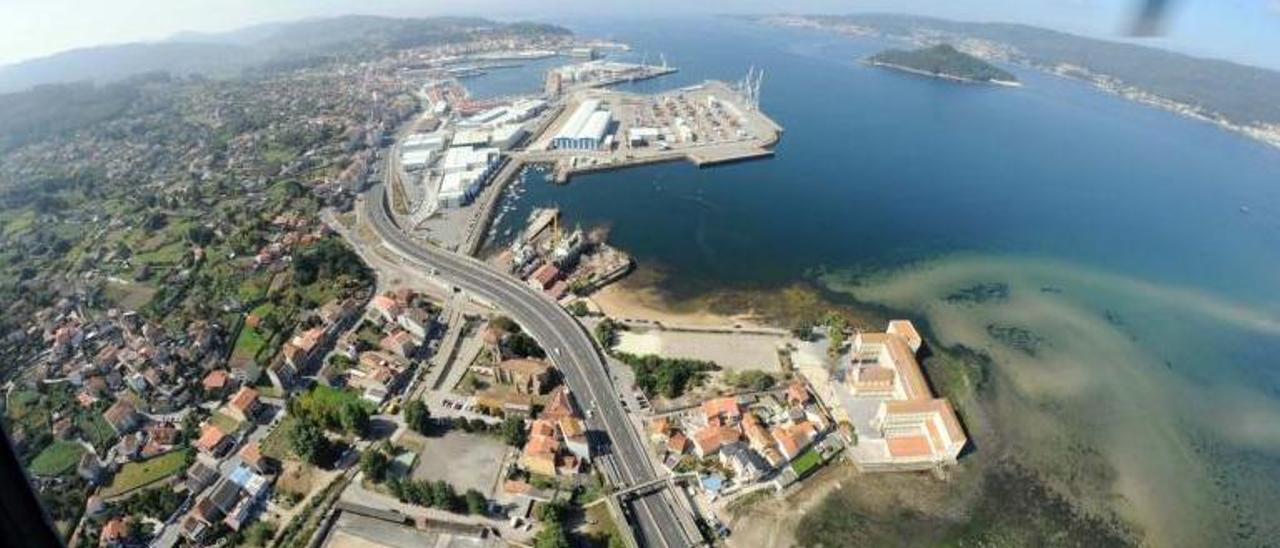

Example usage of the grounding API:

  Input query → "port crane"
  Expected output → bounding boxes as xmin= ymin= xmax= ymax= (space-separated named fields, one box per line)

xmin=739 ymin=66 xmax=764 ymax=110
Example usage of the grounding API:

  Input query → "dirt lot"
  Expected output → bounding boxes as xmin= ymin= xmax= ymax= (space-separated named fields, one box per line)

xmin=723 ymin=463 xmax=859 ymax=548
xmin=615 ymin=327 xmax=790 ymax=372
xmin=408 ymin=430 xmax=509 ymax=495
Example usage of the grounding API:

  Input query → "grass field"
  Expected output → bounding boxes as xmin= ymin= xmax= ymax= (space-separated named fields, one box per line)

xmin=238 ymin=276 xmax=270 ymax=302
xmin=100 ymin=449 xmax=191 ymax=498
xmin=210 ymin=411 xmax=243 ymax=434
xmin=250 ymin=301 xmax=277 ymax=320
xmin=6 ymin=390 xmax=41 ymax=419
xmin=790 ymin=447 xmax=823 ymax=478
xmin=29 ymin=441 xmax=86 ymax=476
xmin=233 ymin=326 xmax=267 ymax=362
xmin=260 ymin=416 xmax=296 ymax=460
xmin=104 ymin=280 xmax=158 ymax=310
xmin=78 ymin=413 xmax=118 ymax=451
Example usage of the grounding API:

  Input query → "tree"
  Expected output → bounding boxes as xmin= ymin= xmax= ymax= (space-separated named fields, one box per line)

xmin=504 ymin=331 xmax=545 ymax=359
xmin=404 ymin=400 xmax=431 ymax=435
xmin=490 ymin=315 xmax=518 ymax=333
xmin=360 ymin=448 xmax=389 ymax=483
xmin=289 ymin=418 xmax=330 ymax=466
xmin=534 ymin=522 xmax=571 ymax=548
xmin=567 ymin=301 xmax=588 ymax=317
xmin=534 ymin=502 xmax=570 ymax=548
xmin=180 ymin=412 xmax=201 ymax=443
xmin=431 ymin=480 xmax=458 ymax=510
xmin=340 ymin=401 xmax=370 ymax=437
xmin=501 ymin=416 xmax=527 ymax=447
xmin=464 ymin=489 xmax=487 ymax=515
xmin=241 ymin=521 xmax=276 ymax=547
xmin=594 ymin=318 xmax=623 ymax=349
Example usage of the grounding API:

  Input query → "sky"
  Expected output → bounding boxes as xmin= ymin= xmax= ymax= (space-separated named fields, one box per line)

xmin=1 ymin=0 xmax=1278 ymax=70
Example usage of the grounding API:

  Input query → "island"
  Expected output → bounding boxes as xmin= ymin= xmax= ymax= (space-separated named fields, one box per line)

xmin=866 ymin=43 xmax=1019 ymax=86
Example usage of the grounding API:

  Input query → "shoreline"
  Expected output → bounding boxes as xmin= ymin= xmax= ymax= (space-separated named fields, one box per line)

xmin=588 ymin=281 xmax=767 ymax=329
xmin=769 ymin=16 xmax=1280 ymax=151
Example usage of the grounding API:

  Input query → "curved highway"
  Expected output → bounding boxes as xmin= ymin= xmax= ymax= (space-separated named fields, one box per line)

xmin=363 ymin=183 xmax=690 ymax=548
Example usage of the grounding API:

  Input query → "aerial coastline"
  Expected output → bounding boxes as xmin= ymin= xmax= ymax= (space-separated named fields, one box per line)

xmin=2 ymin=9 xmax=1279 ymax=548
xmin=756 ymin=14 xmax=1280 ymax=151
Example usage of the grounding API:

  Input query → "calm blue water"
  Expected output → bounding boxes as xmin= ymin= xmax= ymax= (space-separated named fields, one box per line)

xmin=469 ymin=17 xmax=1280 ymax=543
xmin=481 ymin=18 xmax=1280 ymax=305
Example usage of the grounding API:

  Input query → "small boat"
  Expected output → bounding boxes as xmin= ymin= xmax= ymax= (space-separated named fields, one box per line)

xmin=1239 ymin=205 xmax=1251 ymax=214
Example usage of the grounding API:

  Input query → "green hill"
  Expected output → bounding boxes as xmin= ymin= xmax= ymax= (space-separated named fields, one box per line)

xmin=868 ymin=44 xmax=1017 ymax=84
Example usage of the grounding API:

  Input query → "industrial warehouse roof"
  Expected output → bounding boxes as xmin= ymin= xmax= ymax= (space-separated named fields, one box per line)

xmin=442 ymin=147 xmax=497 ymax=172
xmin=578 ymin=111 xmax=611 ymax=143
xmin=553 ymin=99 xmax=602 ymax=141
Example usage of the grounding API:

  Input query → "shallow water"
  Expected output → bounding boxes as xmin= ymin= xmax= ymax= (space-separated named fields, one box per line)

xmin=470 ymin=16 xmax=1280 ymax=545
xmin=824 ymin=255 xmax=1280 ymax=544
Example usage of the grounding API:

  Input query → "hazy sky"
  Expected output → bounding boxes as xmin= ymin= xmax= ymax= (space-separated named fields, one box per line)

xmin=2 ymin=0 xmax=1278 ymax=69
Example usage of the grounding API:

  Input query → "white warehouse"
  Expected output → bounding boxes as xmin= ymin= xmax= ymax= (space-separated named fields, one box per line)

xmin=436 ymin=146 xmax=500 ymax=209
xmin=551 ymin=99 xmax=612 ymax=151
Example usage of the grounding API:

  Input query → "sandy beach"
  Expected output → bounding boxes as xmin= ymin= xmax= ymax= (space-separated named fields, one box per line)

xmin=589 ymin=281 xmax=766 ymax=328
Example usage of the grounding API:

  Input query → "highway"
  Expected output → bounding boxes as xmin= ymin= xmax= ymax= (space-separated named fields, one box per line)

xmin=361 ymin=183 xmax=693 ymax=548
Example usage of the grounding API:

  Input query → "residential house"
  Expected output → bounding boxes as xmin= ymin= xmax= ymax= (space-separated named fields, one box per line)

xmin=225 ymin=386 xmax=261 ymax=423
xmin=103 ymin=400 xmax=138 ymax=435
xmin=52 ymin=417 xmax=75 ymax=440
xmin=379 ymin=330 xmax=418 ymax=359
xmin=238 ymin=442 xmax=273 ymax=474
xmin=100 ymin=517 xmax=128 ymax=547
xmin=202 ymin=370 xmax=233 ymax=397
xmin=77 ymin=453 xmax=103 ymax=484
xmin=720 ymin=442 xmax=769 ymax=483
xmin=520 ymin=419 xmax=560 ymax=477
xmin=319 ymin=298 xmax=358 ymax=330
xmin=786 ymin=381 xmax=812 ymax=407
xmin=194 ymin=424 xmax=231 ymax=456
xmin=267 ymin=361 xmax=297 ymax=392
xmin=179 ymin=515 xmax=208 ymax=543
xmin=692 ymin=425 xmax=741 ymax=457
xmin=208 ymin=477 xmax=244 ymax=515
xmin=396 ymin=308 xmax=432 ymax=340
xmin=519 ymin=387 xmax=589 ymax=477
xmin=186 ymin=458 xmax=220 ymax=493
xmin=667 ymin=431 xmax=690 ymax=455
xmin=283 ymin=327 xmax=325 ymax=369
xmin=701 ymin=397 xmax=742 ymax=425
xmin=369 ymin=295 xmax=401 ymax=325
xmin=558 ymin=417 xmax=591 ymax=462
xmin=540 ymin=387 xmax=578 ymax=422
xmin=771 ymin=421 xmax=818 ymax=461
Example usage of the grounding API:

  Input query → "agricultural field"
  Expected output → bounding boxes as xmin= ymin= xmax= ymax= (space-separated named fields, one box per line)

xmin=29 ymin=441 xmax=86 ymax=476
xmin=78 ymin=412 xmax=118 ymax=451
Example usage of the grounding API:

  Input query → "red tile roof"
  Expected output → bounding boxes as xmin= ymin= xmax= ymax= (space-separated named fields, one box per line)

xmin=229 ymin=387 xmax=258 ymax=413
xmin=194 ymin=425 xmax=226 ymax=453
xmin=202 ymin=370 xmax=230 ymax=390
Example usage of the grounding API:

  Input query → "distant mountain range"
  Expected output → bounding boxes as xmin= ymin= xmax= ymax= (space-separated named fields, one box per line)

xmin=755 ymin=14 xmax=1280 ymax=147
xmin=0 ymin=15 xmax=571 ymax=93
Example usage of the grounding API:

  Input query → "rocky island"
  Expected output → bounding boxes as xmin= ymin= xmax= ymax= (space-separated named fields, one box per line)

xmin=867 ymin=43 xmax=1019 ymax=86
